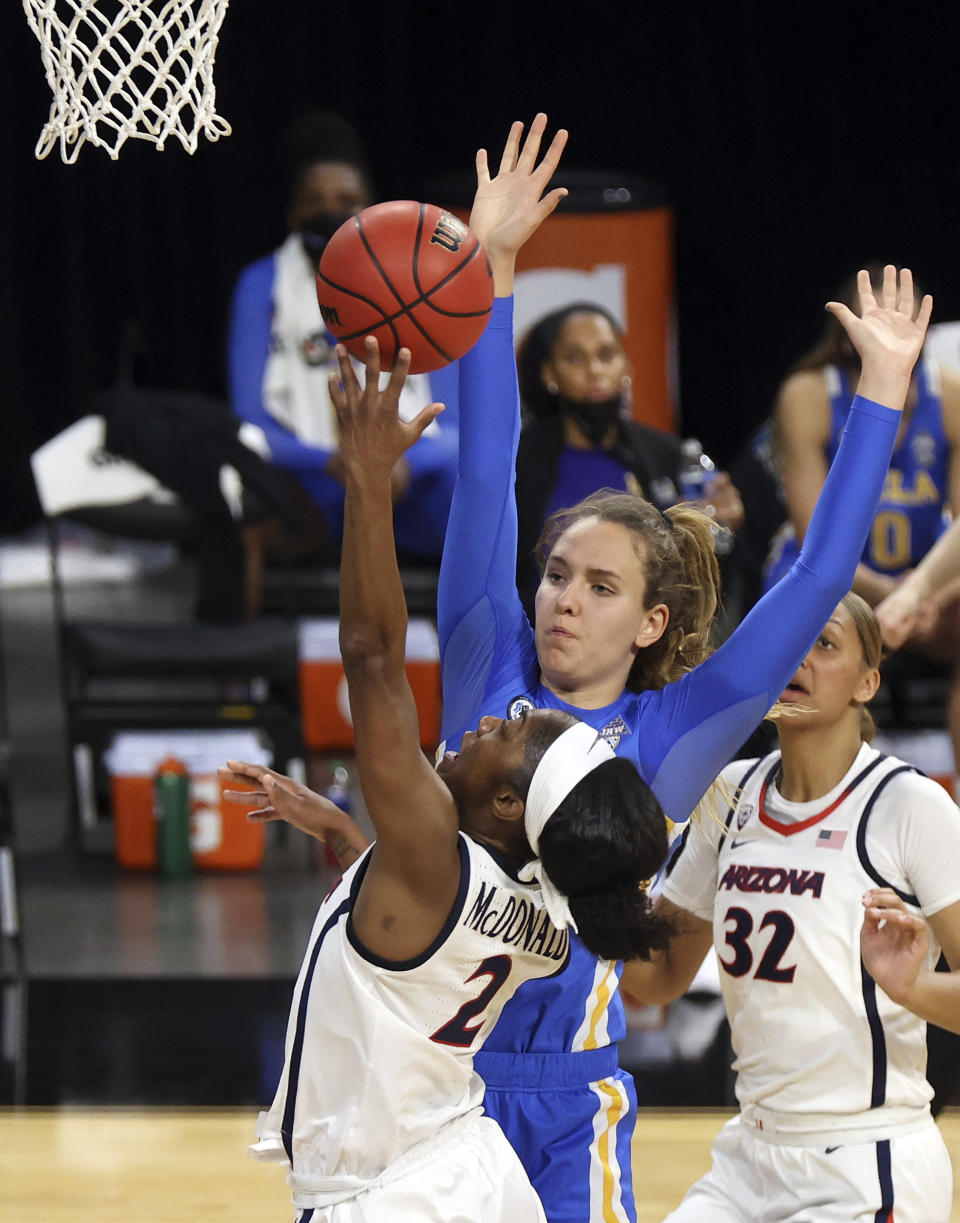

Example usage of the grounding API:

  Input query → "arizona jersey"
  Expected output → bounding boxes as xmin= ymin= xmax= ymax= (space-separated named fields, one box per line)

xmin=663 ymin=745 xmax=960 ymax=1135
xmin=764 ymin=359 xmax=951 ymax=591
xmin=253 ymin=834 xmax=569 ymax=1207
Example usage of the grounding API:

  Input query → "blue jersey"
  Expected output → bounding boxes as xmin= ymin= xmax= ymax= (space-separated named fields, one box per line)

xmin=437 ymin=297 xmax=900 ymax=1223
xmin=763 ymin=360 xmax=950 ymax=592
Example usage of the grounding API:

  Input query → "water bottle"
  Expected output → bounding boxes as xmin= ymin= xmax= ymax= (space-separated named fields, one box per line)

xmin=322 ymin=760 xmax=351 ymax=869
xmin=678 ymin=437 xmax=715 ymax=501
xmin=677 ymin=438 xmax=733 ymax=556
xmin=154 ymin=755 xmax=192 ymax=878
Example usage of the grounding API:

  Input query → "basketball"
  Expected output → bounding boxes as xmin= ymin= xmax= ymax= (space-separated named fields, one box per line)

xmin=316 ymin=200 xmax=494 ymax=373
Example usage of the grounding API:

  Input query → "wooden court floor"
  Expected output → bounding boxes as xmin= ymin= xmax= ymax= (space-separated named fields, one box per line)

xmin=2 ymin=1107 xmax=959 ymax=1221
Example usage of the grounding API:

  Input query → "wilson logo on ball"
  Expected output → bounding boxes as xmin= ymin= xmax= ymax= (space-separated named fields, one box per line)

xmin=429 ymin=215 xmax=467 ymax=253
xmin=317 ymin=200 xmax=494 ymax=374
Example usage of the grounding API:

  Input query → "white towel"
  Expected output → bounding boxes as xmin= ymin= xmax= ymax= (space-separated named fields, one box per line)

xmin=262 ymin=234 xmax=439 ymax=450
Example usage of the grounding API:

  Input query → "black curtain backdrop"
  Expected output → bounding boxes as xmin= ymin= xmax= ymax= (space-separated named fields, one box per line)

xmin=3 ymin=2 xmax=959 ymax=531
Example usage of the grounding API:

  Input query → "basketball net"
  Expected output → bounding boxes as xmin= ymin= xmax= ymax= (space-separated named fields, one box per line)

xmin=23 ymin=0 xmax=232 ymax=163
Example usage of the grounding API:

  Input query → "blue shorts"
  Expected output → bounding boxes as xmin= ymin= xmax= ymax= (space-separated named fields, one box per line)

xmin=476 ymin=1046 xmax=638 ymax=1223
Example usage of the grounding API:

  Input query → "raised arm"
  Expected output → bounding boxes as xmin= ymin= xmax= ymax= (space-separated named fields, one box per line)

xmin=437 ymin=117 xmax=567 ymax=732
xmin=645 ymin=268 xmax=934 ymax=823
xmin=330 ymin=340 xmax=463 ymax=958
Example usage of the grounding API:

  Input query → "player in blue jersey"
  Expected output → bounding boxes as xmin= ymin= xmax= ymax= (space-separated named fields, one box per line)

xmin=762 ymin=267 xmax=960 ymax=773
xmin=620 ymin=593 xmax=960 ymax=1222
xmin=222 ymin=337 xmax=673 ymax=1222
xmin=436 ymin=114 xmax=935 ymax=1223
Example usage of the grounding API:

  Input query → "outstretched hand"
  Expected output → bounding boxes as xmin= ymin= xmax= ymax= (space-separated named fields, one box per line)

xmin=220 ymin=759 xmax=372 ymax=868
xmin=861 ymin=887 xmax=928 ymax=1006
xmin=826 ymin=267 xmax=932 ymax=408
xmin=469 ymin=114 xmax=568 ymax=293
xmin=328 ymin=339 xmax=444 ymax=482
xmin=220 ymin=760 xmax=341 ymax=834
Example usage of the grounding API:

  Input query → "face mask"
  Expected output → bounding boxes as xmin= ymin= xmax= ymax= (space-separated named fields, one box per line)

xmin=299 ymin=211 xmax=353 ymax=269
xmin=559 ymin=394 xmax=624 ymax=446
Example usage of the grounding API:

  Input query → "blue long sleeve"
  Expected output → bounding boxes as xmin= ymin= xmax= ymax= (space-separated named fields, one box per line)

xmin=438 ymin=298 xmax=538 ymax=737
xmin=641 ymin=394 xmax=900 ymax=821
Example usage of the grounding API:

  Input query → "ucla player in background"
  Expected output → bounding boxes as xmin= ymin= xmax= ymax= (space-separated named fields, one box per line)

xmin=224 ymin=334 xmax=672 ymax=1222
xmin=622 ymin=593 xmax=960 ymax=1221
xmin=438 ymin=113 xmax=935 ymax=1223
xmin=763 ymin=267 xmax=960 ymax=775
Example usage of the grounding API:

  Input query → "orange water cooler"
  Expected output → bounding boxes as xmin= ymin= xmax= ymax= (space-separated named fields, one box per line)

xmin=298 ymin=617 xmax=441 ymax=751
xmin=103 ymin=729 xmax=274 ymax=870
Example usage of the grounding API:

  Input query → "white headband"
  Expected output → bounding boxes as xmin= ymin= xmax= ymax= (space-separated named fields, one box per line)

xmin=518 ymin=722 xmax=615 ymax=932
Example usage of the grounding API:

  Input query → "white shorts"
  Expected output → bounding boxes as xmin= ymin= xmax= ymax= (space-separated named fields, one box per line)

xmin=662 ymin=1114 xmax=952 ymax=1223
xmin=291 ymin=1113 xmax=546 ymax=1223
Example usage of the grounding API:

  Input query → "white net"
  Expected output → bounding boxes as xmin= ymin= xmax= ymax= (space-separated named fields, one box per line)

xmin=23 ymin=0 xmax=232 ymax=163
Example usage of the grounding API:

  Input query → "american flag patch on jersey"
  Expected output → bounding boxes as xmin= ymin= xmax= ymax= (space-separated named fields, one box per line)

xmin=816 ymin=829 xmax=847 ymax=850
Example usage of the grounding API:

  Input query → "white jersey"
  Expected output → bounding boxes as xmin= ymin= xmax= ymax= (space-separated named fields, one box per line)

xmin=663 ymin=744 xmax=960 ymax=1139
xmin=254 ymin=833 xmax=569 ymax=1208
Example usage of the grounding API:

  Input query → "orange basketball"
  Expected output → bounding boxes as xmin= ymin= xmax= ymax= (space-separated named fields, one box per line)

xmin=317 ymin=200 xmax=494 ymax=374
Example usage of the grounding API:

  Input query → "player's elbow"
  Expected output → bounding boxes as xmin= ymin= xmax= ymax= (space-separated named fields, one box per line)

xmin=340 ymin=628 xmax=404 ymax=677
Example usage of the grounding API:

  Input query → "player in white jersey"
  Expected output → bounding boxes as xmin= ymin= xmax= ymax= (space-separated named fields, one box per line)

xmin=222 ymin=337 xmax=672 ymax=1222
xmin=621 ymin=592 xmax=960 ymax=1222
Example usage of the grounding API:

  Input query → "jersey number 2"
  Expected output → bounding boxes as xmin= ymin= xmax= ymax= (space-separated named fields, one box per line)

xmin=720 ymin=906 xmax=796 ymax=983
xmin=430 ymin=955 xmax=513 ymax=1048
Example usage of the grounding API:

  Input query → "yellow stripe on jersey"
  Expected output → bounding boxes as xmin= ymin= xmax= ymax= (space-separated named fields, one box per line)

xmin=581 ymin=963 xmax=616 ymax=1050
xmin=592 ymin=1077 xmax=631 ymax=1223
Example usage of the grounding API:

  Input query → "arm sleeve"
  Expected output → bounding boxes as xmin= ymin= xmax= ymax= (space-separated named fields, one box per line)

xmin=226 ymin=258 xmax=335 ymax=475
xmin=643 ymin=396 xmax=901 ymax=824
xmin=437 ymin=298 xmax=537 ymax=736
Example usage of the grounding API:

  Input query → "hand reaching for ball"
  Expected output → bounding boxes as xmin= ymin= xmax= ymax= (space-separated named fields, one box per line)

xmin=329 ymin=337 xmax=444 ymax=482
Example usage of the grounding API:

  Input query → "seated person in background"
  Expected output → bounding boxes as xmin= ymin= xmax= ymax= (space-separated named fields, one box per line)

xmin=514 ymin=303 xmax=744 ymax=616
xmin=763 ymin=266 xmax=960 ymax=772
xmin=623 ymin=593 xmax=960 ymax=1223
xmin=876 ymin=509 xmax=960 ymax=648
xmin=220 ymin=337 xmax=671 ymax=1222
xmin=227 ymin=109 xmax=459 ymax=576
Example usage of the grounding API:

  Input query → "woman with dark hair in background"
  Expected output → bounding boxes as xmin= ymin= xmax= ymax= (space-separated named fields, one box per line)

xmin=514 ymin=302 xmax=744 ymax=615
xmin=227 ymin=109 xmax=460 ymax=587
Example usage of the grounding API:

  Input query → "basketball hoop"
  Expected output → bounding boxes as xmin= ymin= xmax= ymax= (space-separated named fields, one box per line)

xmin=23 ymin=0 xmax=232 ymax=163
